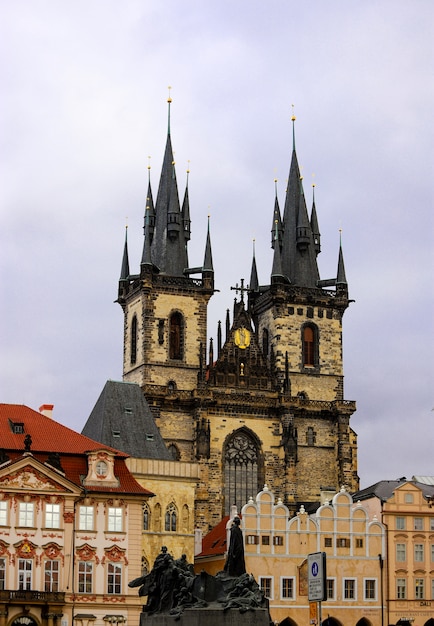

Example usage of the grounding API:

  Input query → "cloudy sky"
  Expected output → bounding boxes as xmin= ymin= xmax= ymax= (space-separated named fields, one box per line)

xmin=1 ymin=1 xmax=433 ymax=490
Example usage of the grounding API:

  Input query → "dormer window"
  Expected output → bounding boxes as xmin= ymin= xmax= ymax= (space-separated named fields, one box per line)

xmin=83 ymin=451 xmax=119 ymax=488
xmin=9 ymin=420 xmax=24 ymax=434
xmin=96 ymin=461 xmax=108 ymax=476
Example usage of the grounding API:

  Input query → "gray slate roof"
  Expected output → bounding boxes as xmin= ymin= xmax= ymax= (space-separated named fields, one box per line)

xmin=352 ymin=478 xmax=434 ymax=502
xmin=82 ymin=380 xmax=172 ymax=460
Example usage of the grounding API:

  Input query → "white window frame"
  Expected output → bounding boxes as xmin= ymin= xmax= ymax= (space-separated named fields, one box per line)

xmin=259 ymin=576 xmax=274 ymax=600
xmin=18 ymin=558 xmax=33 ymax=590
xmin=79 ymin=505 xmax=94 ymax=531
xmin=107 ymin=562 xmax=122 ymax=595
xmin=414 ymin=516 xmax=423 ymax=530
xmin=396 ymin=577 xmax=406 ymax=599
xmin=396 ymin=543 xmax=406 ymax=562
xmin=78 ymin=561 xmax=93 ymax=593
xmin=326 ymin=577 xmax=336 ymax=601
xmin=18 ymin=502 xmax=34 ymax=527
xmin=44 ymin=559 xmax=60 ymax=592
xmin=414 ymin=543 xmax=424 ymax=562
xmin=45 ymin=503 xmax=61 ymax=529
xmin=0 ymin=501 xmax=7 ymax=526
xmin=415 ymin=577 xmax=425 ymax=599
xmin=0 ymin=557 xmax=6 ymax=590
xmin=396 ymin=516 xmax=405 ymax=530
xmin=364 ymin=578 xmax=377 ymax=601
xmin=280 ymin=576 xmax=295 ymax=600
xmin=343 ymin=578 xmax=357 ymax=600
xmin=107 ymin=507 xmax=123 ymax=532
xmin=430 ymin=517 xmax=434 ymax=531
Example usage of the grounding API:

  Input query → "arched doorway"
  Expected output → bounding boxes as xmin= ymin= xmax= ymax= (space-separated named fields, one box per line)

xmin=278 ymin=618 xmax=298 ymax=626
xmin=423 ymin=620 xmax=434 ymax=626
xmin=10 ymin=616 xmax=39 ymax=626
xmin=322 ymin=618 xmax=342 ymax=626
xmin=356 ymin=619 xmax=372 ymax=626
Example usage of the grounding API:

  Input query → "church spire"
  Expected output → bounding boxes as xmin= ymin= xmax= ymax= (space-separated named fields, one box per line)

xmin=120 ymin=225 xmax=130 ymax=280
xmin=249 ymin=239 xmax=259 ymax=291
xmin=203 ymin=215 xmax=214 ymax=273
xmin=336 ymin=230 xmax=347 ymax=285
xmin=310 ymin=183 xmax=321 ymax=256
xmin=271 ymin=220 xmax=285 ymax=283
xmin=271 ymin=179 xmax=283 ymax=250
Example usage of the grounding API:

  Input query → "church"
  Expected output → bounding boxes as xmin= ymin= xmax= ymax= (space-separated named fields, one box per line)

xmin=86 ymin=98 xmax=359 ymax=532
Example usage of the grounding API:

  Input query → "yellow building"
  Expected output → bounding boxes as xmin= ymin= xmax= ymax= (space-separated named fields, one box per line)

xmin=197 ymin=486 xmax=386 ymax=626
xmin=354 ymin=478 xmax=434 ymax=626
xmin=0 ymin=403 xmax=153 ymax=626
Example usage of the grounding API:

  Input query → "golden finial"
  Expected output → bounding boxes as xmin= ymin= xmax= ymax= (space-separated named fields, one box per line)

xmin=125 ymin=216 xmax=128 ymax=229
xmin=147 ymin=156 xmax=151 ymax=170
xmin=291 ymin=103 xmax=296 ymax=122
xmin=167 ymin=85 xmax=172 ymax=103
xmin=187 ymin=159 xmax=190 ymax=174
xmin=312 ymin=173 xmax=315 ymax=188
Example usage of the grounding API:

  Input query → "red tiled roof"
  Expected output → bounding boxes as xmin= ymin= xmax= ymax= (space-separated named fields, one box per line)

xmin=0 ymin=404 xmax=153 ymax=496
xmin=0 ymin=404 xmax=126 ymax=455
xmin=197 ymin=515 xmax=230 ymax=557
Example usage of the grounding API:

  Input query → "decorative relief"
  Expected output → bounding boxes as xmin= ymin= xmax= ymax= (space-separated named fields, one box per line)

xmin=76 ymin=543 xmax=99 ymax=564
xmin=63 ymin=511 xmax=75 ymax=524
xmin=42 ymin=542 xmax=64 ymax=563
xmin=102 ymin=545 xmax=127 ymax=565
xmin=0 ymin=466 xmax=62 ymax=491
xmin=14 ymin=539 xmax=39 ymax=563
xmin=102 ymin=596 xmax=126 ymax=604
xmin=74 ymin=595 xmax=97 ymax=602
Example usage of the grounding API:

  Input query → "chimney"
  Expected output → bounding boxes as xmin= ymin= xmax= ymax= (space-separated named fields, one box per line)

xmin=39 ymin=404 xmax=54 ymax=419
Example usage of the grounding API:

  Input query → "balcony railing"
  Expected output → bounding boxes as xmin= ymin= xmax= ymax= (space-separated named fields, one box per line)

xmin=0 ymin=590 xmax=65 ymax=603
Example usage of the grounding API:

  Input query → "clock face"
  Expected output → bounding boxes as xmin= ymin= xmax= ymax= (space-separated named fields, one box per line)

xmin=96 ymin=460 xmax=108 ymax=476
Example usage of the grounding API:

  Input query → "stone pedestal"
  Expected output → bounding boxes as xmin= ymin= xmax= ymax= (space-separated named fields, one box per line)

xmin=140 ymin=607 xmax=270 ymax=626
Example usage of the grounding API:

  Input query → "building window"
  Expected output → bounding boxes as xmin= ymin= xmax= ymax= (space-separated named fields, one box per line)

xmin=355 ymin=538 xmax=364 ymax=548
xmin=108 ymin=507 xmax=123 ymax=532
xmin=396 ymin=578 xmax=406 ymax=599
xmin=167 ymin=443 xmax=180 ymax=460
xmin=324 ymin=537 xmax=332 ymax=548
xmin=364 ymin=579 xmax=376 ymax=600
xmin=79 ymin=506 xmax=94 ymax=531
xmin=430 ymin=517 xmax=434 ymax=531
xmin=414 ymin=517 xmax=423 ymax=530
xmin=396 ymin=516 xmax=405 ymax=530
xmin=281 ymin=577 xmax=295 ymax=599
xmin=0 ymin=558 xmax=5 ymax=590
xmin=246 ymin=535 xmax=259 ymax=545
xmin=143 ymin=504 xmax=150 ymax=531
xmin=18 ymin=559 xmax=32 ymax=590
xmin=78 ymin=561 xmax=93 ymax=593
xmin=224 ymin=429 xmax=260 ymax=515
xmin=0 ymin=501 xmax=7 ymax=526
xmin=165 ymin=503 xmax=177 ymax=532
xmin=273 ymin=536 xmax=284 ymax=546
xmin=431 ymin=544 xmax=434 ymax=562
xmin=130 ymin=315 xmax=137 ymax=365
xmin=337 ymin=537 xmax=350 ymax=548
xmin=431 ymin=578 xmax=434 ymax=601
xmin=415 ymin=578 xmax=425 ymax=599
xmin=405 ymin=493 xmax=414 ymax=503
xmin=262 ymin=535 xmax=270 ymax=545
xmin=414 ymin=543 xmax=424 ymax=562
xmin=45 ymin=503 xmax=60 ymax=528
xmin=343 ymin=578 xmax=356 ymax=600
xmin=396 ymin=543 xmax=406 ymax=562
xmin=326 ymin=578 xmax=335 ymax=600
xmin=107 ymin=563 xmax=122 ymax=595
xmin=306 ymin=426 xmax=316 ymax=446
xmin=262 ymin=329 xmax=269 ymax=357
xmin=259 ymin=577 xmax=273 ymax=599
xmin=169 ymin=312 xmax=183 ymax=360
xmin=302 ymin=324 xmax=318 ymax=368
xmin=18 ymin=502 xmax=34 ymax=527
xmin=44 ymin=560 xmax=59 ymax=592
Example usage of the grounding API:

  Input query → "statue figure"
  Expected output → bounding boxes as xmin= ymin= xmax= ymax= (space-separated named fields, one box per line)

xmin=24 ymin=434 xmax=32 ymax=452
xmin=224 ymin=517 xmax=246 ymax=577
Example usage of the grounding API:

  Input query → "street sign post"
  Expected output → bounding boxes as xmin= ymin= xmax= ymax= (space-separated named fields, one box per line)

xmin=308 ymin=551 xmax=327 ymax=625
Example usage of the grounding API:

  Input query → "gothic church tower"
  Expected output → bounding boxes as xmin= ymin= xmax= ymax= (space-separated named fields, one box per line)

xmin=116 ymin=103 xmax=358 ymax=531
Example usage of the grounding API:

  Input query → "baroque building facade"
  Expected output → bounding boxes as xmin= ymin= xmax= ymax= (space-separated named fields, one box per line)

xmin=116 ymin=100 xmax=359 ymax=530
xmin=0 ymin=403 xmax=152 ymax=626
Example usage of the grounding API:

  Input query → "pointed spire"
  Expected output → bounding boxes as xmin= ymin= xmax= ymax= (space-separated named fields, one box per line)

xmin=182 ymin=164 xmax=191 ymax=243
xmin=296 ymin=177 xmax=311 ymax=250
xmin=203 ymin=215 xmax=213 ymax=272
xmin=225 ymin=309 xmax=230 ymax=343
xmin=291 ymin=105 xmax=296 ymax=151
xmin=249 ymin=239 xmax=259 ymax=291
xmin=271 ymin=179 xmax=283 ymax=249
xmin=336 ymin=230 xmax=347 ymax=285
xmin=141 ymin=208 xmax=152 ymax=266
xmin=167 ymin=86 xmax=172 ymax=136
xmin=271 ymin=220 xmax=285 ymax=283
xmin=217 ymin=320 xmax=222 ymax=357
xmin=310 ymin=183 xmax=321 ymax=255
xmin=209 ymin=337 xmax=214 ymax=367
xmin=120 ymin=225 xmax=130 ymax=280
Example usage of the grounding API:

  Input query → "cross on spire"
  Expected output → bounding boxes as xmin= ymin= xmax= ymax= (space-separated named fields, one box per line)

xmin=230 ymin=278 xmax=249 ymax=302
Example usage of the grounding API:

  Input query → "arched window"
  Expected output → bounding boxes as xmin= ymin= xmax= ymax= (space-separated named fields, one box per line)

xmin=169 ymin=312 xmax=183 ymax=360
xmin=224 ymin=429 xmax=260 ymax=515
xmin=306 ymin=427 xmax=316 ymax=446
xmin=143 ymin=503 xmax=150 ymax=530
xmin=131 ymin=315 xmax=137 ymax=365
xmin=141 ymin=556 xmax=149 ymax=576
xmin=262 ymin=328 xmax=269 ymax=357
xmin=302 ymin=323 xmax=318 ymax=368
xmin=167 ymin=443 xmax=180 ymax=461
xmin=165 ymin=503 xmax=177 ymax=532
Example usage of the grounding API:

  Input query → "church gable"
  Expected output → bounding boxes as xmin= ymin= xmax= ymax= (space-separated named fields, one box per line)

xmin=0 ymin=457 xmax=81 ymax=495
xmin=207 ymin=300 xmax=272 ymax=390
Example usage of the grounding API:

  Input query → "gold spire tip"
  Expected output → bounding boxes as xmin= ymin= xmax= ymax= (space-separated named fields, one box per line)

xmin=291 ymin=103 xmax=296 ymax=122
xmin=167 ymin=85 xmax=172 ymax=103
